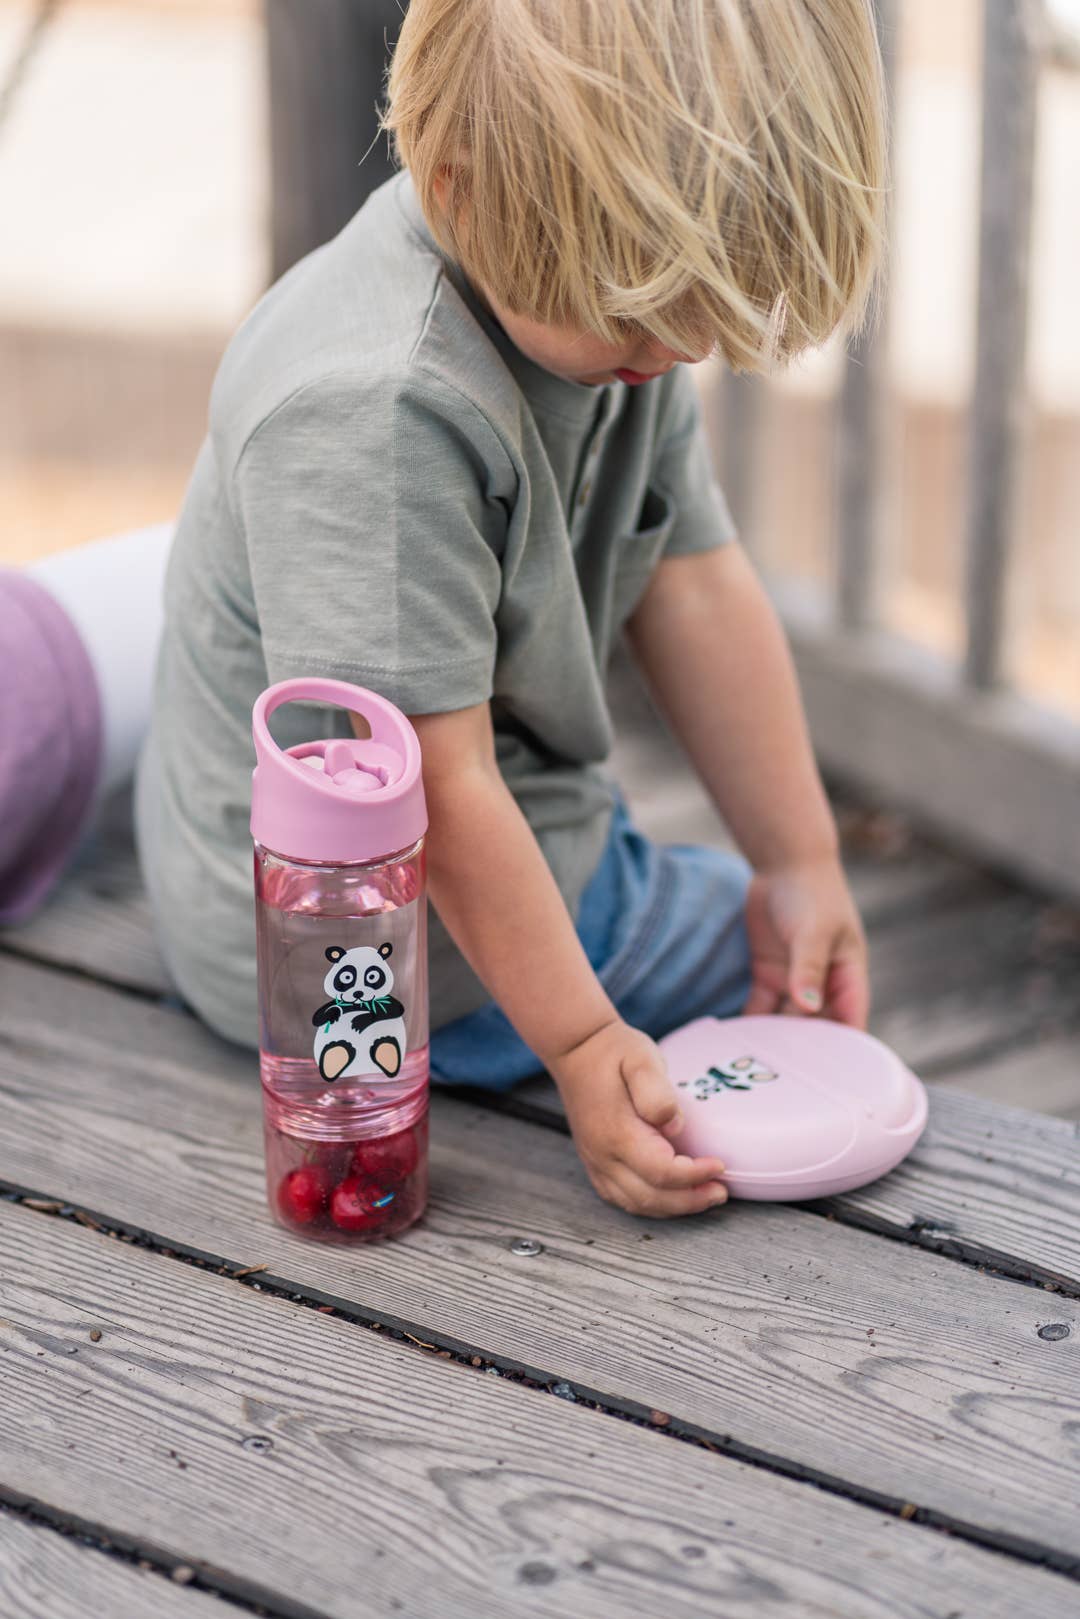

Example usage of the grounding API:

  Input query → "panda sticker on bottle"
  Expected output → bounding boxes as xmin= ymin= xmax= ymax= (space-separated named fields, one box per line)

xmin=312 ymin=942 xmax=407 ymax=1082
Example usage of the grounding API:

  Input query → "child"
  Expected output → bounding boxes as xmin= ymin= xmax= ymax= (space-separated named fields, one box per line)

xmin=6 ymin=0 xmax=885 ymax=1218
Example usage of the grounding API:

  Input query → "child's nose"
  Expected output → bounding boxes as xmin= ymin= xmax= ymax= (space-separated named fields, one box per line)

xmin=641 ymin=339 xmax=706 ymax=369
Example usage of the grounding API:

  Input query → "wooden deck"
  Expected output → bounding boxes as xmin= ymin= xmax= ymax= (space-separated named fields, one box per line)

xmin=1 ymin=675 xmax=1079 ymax=1616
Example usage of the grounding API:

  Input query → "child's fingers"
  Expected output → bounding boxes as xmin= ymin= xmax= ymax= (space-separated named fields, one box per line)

xmin=606 ymin=1162 xmax=729 ymax=1219
xmin=786 ymin=923 xmax=831 ymax=1014
xmin=825 ymin=955 xmax=870 ymax=1030
xmin=621 ymin=1131 xmax=727 ymax=1191
xmin=743 ymin=977 xmax=782 ymax=1015
xmin=621 ymin=1042 xmax=682 ymax=1135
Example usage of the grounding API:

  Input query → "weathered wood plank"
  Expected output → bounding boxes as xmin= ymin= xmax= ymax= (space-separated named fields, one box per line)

xmin=1 ymin=956 xmax=1079 ymax=1564
xmin=4 ymin=1203 xmax=1072 ymax=1619
xmin=0 ymin=782 xmax=1001 ymax=1025
xmin=604 ymin=661 xmax=1078 ymax=1079
xmin=934 ymin=1035 xmax=1080 ymax=1121
xmin=0 ymin=1512 xmax=225 ymax=1619
xmin=867 ymin=890 xmax=1080 ymax=1075
xmin=505 ymin=1068 xmax=1080 ymax=1294
xmin=773 ymin=577 xmax=1080 ymax=906
xmin=871 ymin=978 xmax=1078 ymax=1080
xmin=823 ymin=1086 xmax=1080 ymax=1277
xmin=843 ymin=850 xmax=993 ymax=931
xmin=7 ymin=834 xmax=1056 ymax=1084
xmin=866 ymin=890 xmax=1050 ymax=1016
xmin=611 ymin=729 xmax=991 ymax=929
xmin=0 ymin=793 xmax=170 ymax=1000
xmin=610 ymin=656 xmax=987 ymax=924
xmin=2 ymin=650 xmax=1031 ymax=1039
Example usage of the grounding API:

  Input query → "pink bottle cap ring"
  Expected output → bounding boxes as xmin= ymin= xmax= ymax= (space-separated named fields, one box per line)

xmin=660 ymin=1015 xmax=928 ymax=1201
xmin=251 ymin=678 xmax=427 ymax=865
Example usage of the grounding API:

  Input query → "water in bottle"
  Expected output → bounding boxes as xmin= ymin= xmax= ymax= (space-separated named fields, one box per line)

xmin=251 ymin=678 xmax=429 ymax=1243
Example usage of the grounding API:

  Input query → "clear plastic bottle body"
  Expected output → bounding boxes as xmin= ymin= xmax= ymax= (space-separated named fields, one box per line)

xmin=254 ymin=836 xmax=428 ymax=1243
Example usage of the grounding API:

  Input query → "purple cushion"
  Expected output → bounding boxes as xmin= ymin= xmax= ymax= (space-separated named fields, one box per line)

xmin=0 ymin=571 xmax=103 ymax=924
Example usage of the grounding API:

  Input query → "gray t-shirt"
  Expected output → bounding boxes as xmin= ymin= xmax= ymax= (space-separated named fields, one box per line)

xmin=136 ymin=172 xmax=736 ymax=1044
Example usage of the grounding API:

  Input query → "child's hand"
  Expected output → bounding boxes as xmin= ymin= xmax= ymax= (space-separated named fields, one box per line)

xmin=550 ymin=1020 xmax=729 ymax=1218
xmin=743 ymin=857 xmax=869 ymax=1028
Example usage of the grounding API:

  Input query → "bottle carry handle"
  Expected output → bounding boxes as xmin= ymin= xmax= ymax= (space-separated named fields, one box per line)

xmin=250 ymin=678 xmax=427 ymax=864
xmin=252 ymin=678 xmax=422 ymax=789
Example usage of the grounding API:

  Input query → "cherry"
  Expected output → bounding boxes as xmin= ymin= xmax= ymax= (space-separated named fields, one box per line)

xmin=351 ymin=1127 xmax=419 ymax=1184
xmin=330 ymin=1175 xmax=397 ymax=1233
xmin=278 ymin=1165 xmax=331 ymax=1225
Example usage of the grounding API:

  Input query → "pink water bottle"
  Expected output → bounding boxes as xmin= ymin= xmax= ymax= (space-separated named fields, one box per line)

xmin=251 ymin=678 xmax=429 ymax=1243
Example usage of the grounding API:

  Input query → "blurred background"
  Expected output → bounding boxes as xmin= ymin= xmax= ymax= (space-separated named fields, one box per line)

xmin=1 ymin=1 xmax=1077 ymax=720
xmin=2 ymin=0 xmax=1078 ymax=1114
xmin=1 ymin=0 xmax=1077 ymax=717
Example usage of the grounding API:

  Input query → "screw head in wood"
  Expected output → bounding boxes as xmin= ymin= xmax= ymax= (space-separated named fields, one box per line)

xmin=509 ymin=1237 xmax=544 ymax=1257
xmin=241 ymin=1434 xmax=274 ymax=1453
xmin=1038 ymin=1322 xmax=1070 ymax=1341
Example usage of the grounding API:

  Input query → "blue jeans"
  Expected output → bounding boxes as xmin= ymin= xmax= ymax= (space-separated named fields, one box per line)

xmin=430 ymin=798 xmax=753 ymax=1090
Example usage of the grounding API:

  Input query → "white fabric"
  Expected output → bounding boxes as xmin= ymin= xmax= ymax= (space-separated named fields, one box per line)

xmin=29 ymin=523 xmax=173 ymax=797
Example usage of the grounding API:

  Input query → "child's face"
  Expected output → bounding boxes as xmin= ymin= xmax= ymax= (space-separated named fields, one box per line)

xmin=480 ymin=291 xmax=707 ymax=388
xmin=431 ymin=177 xmax=706 ymax=385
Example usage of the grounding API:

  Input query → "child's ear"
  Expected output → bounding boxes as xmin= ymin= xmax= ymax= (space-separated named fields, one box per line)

xmin=325 ymin=946 xmax=345 ymax=962
xmin=431 ymin=164 xmax=471 ymax=242
xmin=432 ymin=163 xmax=455 ymax=214
xmin=378 ymin=942 xmax=393 ymax=959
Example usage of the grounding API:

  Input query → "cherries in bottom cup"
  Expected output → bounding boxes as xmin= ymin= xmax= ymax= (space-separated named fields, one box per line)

xmin=266 ymin=1113 xmax=429 ymax=1243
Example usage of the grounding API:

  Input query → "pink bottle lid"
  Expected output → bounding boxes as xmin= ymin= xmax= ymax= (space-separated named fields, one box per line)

xmin=661 ymin=1015 xmax=928 ymax=1201
xmin=251 ymin=678 xmax=427 ymax=865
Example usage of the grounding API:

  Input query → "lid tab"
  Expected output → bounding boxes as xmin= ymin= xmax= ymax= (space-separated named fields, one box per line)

xmin=251 ymin=678 xmax=427 ymax=864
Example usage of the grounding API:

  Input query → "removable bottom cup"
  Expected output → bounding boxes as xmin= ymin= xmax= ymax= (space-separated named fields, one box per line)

xmin=265 ymin=1109 xmax=428 ymax=1243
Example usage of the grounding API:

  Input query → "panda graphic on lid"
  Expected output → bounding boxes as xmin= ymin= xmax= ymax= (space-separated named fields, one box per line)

xmin=312 ymin=942 xmax=407 ymax=1082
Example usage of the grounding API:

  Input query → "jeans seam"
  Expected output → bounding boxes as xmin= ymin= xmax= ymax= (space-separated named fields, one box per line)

xmin=600 ymin=852 xmax=679 ymax=1006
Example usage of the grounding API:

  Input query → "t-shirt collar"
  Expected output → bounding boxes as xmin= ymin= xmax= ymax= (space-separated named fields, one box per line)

xmin=394 ymin=171 xmax=613 ymax=426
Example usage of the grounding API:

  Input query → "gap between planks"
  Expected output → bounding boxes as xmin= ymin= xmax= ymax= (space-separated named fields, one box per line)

xmin=3 ymin=957 xmax=1079 ymax=1566
xmin=4 ymin=1188 xmax=1080 ymax=1597
xmin=8 ymin=754 xmax=1077 ymax=1082
xmin=456 ymin=1079 xmax=1080 ymax=1299
xmin=0 ymin=1499 xmax=284 ymax=1619
xmin=6 ymin=1201 xmax=1078 ymax=1619
xmin=0 ymin=937 xmax=1076 ymax=1294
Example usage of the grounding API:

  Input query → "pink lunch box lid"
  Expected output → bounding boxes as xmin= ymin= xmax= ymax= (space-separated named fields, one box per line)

xmin=660 ymin=1015 xmax=928 ymax=1201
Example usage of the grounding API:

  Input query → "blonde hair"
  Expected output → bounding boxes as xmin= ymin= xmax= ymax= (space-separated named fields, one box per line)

xmin=384 ymin=0 xmax=889 ymax=375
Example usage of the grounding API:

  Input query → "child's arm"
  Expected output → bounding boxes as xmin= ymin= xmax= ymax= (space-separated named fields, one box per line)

xmin=409 ymin=703 xmax=730 ymax=1217
xmin=626 ymin=541 xmax=869 ymax=1028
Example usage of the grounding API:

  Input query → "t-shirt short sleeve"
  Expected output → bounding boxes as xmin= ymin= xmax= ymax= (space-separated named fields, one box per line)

xmin=649 ymin=367 xmax=739 ymax=560
xmin=234 ymin=372 xmax=507 ymax=716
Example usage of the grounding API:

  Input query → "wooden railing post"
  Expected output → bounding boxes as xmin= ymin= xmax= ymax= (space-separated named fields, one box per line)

xmin=724 ymin=0 xmax=1079 ymax=898
xmin=963 ymin=0 xmax=1040 ymax=691
xmin=834 ymin=0 xmax=898 ymax=634
xmin=717 ymin=372 xmax=762 ymax=555
xmin=265 ymin=0 xmax=405 ymax=281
